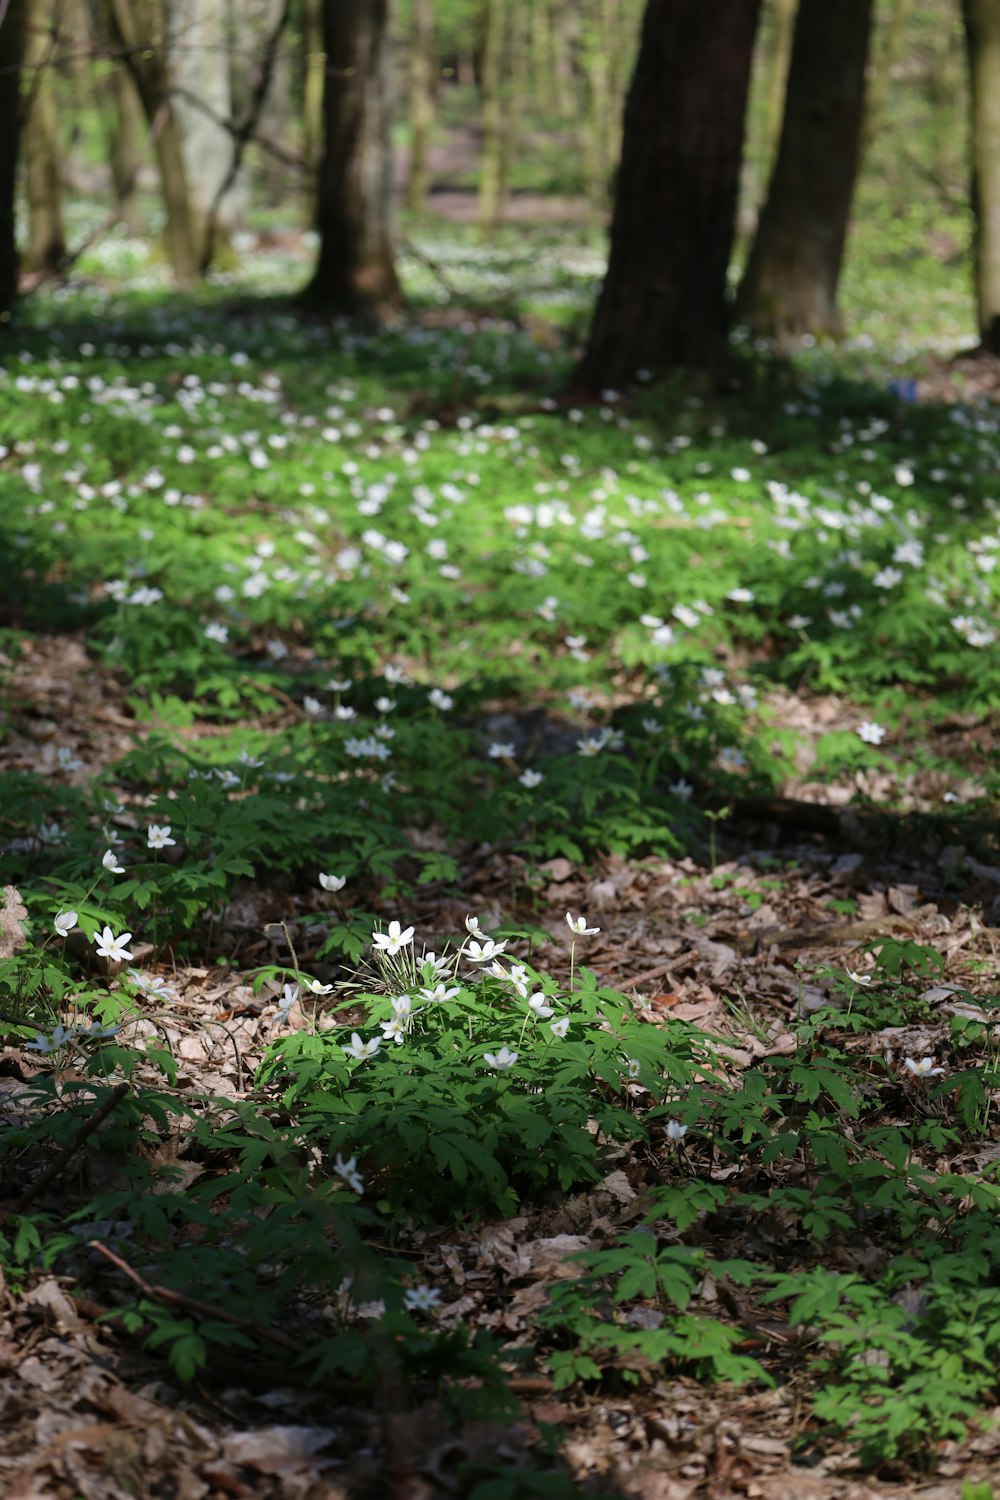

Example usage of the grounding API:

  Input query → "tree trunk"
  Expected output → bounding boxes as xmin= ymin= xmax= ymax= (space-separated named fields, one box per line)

xmin=304 ymin=0 xmax=401 ymax=317
xmin=574 ymin=0 xmax=760 ymax=391
xmin=169 ymin=0 xmax=240 ymax=262
xmin=761 ymin=0 xmax=796 ymax=180
xmin=405 ymin=0 xmax=435 ymax=212
xmin=108 ymin=62 xmax=146 ymax=231
xmin=0 ymin=0 xmax=27 ymax=315
xmin=963 ymin=0 xmax=1000 ymax=353
xmin=860 ymin=0 xmax=913 ymax=161
xmin=581 ymin=0 xmax=613 ymax=217
xmin=302 ymin=0 xmax=325 ymax=224
xmin=23 ymin=0 xmax=67 ymax=275
xmin=477 ymin=0 xmax=506 ymax=233
xmin=736 ymin=0 xmax=874 ymax=341
xmin=102 ymin=0 xmax=203 ymax=282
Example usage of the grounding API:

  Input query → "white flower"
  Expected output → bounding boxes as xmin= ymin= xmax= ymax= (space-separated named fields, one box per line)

xmin=102 ymin=849 xmax=126 ymax=874
xmin=488 ymin=742 xmax=515 ymax=759
xmin=518 ymin=768 xmax=543 ymax=788
xmin=342 ymin=1031 xmax=381 ymax=1061
xmin=665 ymin=1120 xmax=688 ymax=1141
xmin=566 ymin=912 xmax=600 ymax=936
xmin=380 ymin=1016 xmax=408 ymax=1045
xmin=334 ymin=1153 xmax=365 ymax=1193
xmin=404 ymin=1284 xmax=441 ymax=1312
xmin=26 ymin=1024 xmax=76 ymax=1054
xmin=372 ymin=920 xmax=414 ymax=956
xmin=904 ymin=1055 xmax=945 ymax=1078
xmin=484 ymin=1046 xmax=518 ymax=1071
xmin=375 ymin=696 xmax=396 ymax=714
xmin=54 ymin=910 xmax=78 ymax=938
xmin=419 ymin=983 xmax=460 ymax=1003
xmin=278 ymin=983 xmax=299 ymax=1014
xmin=846 ymin=969 xmax=872 ymax=985
xmin=527 ymin=993 xmax=554 ymax=1019
xmin=319 ymin=872 xmax=347 ymax=892
xmin=550 ymin=1017 xmax=570 ymax=1039
xmin=306 ymin=978 xmax=335 ymax=995
xmin=303 ymin=696 xmax=323 ymax=716
xmin=464 ymin=915 xmax=481 ymax=933
xmin=627 ymin=1058 xmax=641 ymax=1079
xmin=147 ymin=824 xmax=175 ymax=849
xmin=428 ymin=688 xmax=454 ymax=710
xmin=857 ymin=721 xmax=886 ymax=745
xmin=466 ymin=937 xmax=507 ymax=964
xmin=94 ymin=926 xmax=134 ymax=963
xmin=670 ymin=778 xmax=694 ymax=802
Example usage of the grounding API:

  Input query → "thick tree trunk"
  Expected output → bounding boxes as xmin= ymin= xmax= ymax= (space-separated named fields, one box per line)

xmin=761 ymin=0 xmax=796 ymax=181
xmin=0 ymin=0 xmax=27 ymax=315
xmin=963 ymin=0 xmax=1000 ymax=353
xmin=23 ymin=0 xmax=67 ymax=275
xmin=304 ymin=0 xmax=400 ymax=317
xmin=405 ymin=0 xmax=435 ymax=213
xmin=574 ymin=0 xmax=760 ymax=391
xmin=736 ymin=0 xmax=874 ymax=341
xmin=102 ymin=0 xmax=203 ymax=282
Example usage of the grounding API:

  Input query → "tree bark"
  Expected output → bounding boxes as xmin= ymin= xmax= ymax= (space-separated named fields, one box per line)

xmin=108 ymin=59 xmax=146 ymax=231
xmin=574 ymin=0 xmax=760 ymax=391
xmin=405 ymin=0 xmax=435 ymax=212
xmin=23 ymin=0 xmax=67 ymax=275
xmin=169 ymin=0 xmax=242 ymax=253
xmin=477 ymin=0 xmax=505 ymax=233
xmin=0 ymin=0 xmax=28 ymax=315
xmin=102 ymin=0 xmax=203 ymax=282
xmin=736 ymin=0 xmax=874 ymax=341
xmin=304 ymin=0 xmax=401 ymax=317
xmin=860 ymin=0 xmax=913 ymax=161
xmin=302 ymin=0 xmax=324 ymax=223
xmin=963 ymin=0 xmax=1000 ymax=353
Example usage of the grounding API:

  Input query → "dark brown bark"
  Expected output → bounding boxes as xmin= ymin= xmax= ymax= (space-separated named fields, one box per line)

xmin=304 ymin=0 xmax=401 ymax=317
xmin=736 ymin=0 xmax=874 ymax=340
xmin=0 ymin=0 xmax=28 ymax=315
xmin=574 ymin=0 xmax=760 ymax=391
xmin=963 ymin=0 xmax=1000 ymax=353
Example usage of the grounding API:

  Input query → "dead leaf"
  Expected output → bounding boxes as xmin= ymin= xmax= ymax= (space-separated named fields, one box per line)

xmin=0 ymin=887 xmax=27 ymax=958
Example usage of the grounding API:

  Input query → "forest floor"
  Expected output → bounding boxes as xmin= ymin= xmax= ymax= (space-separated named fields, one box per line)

xmin=5 ymin=624 xmax=1000 ymax=1499
xmin=3 ymin=226 xmax=1000 ymax=1497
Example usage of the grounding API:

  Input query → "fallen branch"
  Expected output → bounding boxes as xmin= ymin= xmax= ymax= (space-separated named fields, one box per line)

xmin=88 ymin=1239 xmax=300 ymax=1352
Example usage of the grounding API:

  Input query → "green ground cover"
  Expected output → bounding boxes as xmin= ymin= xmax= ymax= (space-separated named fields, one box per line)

xmin=2 ymin=225 xmax=1000 ymax=1484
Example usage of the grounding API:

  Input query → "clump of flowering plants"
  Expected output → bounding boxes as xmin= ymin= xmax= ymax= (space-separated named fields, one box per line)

xmin=257 ymin=913 xmax=709 ymax=1222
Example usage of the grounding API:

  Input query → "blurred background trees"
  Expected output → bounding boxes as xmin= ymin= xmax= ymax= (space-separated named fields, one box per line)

xmin=0 ymin=0 xmax=994 ymax=365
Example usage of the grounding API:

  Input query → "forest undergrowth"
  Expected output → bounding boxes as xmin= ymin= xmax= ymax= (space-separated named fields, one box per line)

xmin=2 ymin=227 xmax=1000 ymax=1498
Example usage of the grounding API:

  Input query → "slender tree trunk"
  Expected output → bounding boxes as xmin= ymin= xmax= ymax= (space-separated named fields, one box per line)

xmin=0 ymin=0 xmax=28 ymax=315
xmin=550 ymin=0 xmax=574 ymax=119
xmin=171 ymin=0 xmax=243 ymax=245
xmin=736 ymin=0 xmax=874 ymax=340
xmin=304 ymin=0 xmax=400 ymax=317
xmin=405 ymin=0 xmax=435 ymax=212
xmin=581 ymin=0 xmax=613 ymax=217
xmin=23 ymin=0 xmax=67 ymax=274
xmin=108 ymin=62 xmax=146 ymax=231
xmin=102 ymin=0 xmax=203 ymax=282
xmin=861 ymin=0 xmax=913 ymax=161
xmin=761 ymin=0 xmax=796 ymax=178
xmin=963 ymin=0 xmax=1000 ymax=353
xmin=477 ymin=0 xmax=505 ymax=233
xmin=574 ymin=0 xmax=760 ymax=390
xmin=498 ymin=0 xmax=526 ymax=208
xmin=302 ymin=0 xmax=324 ymax=223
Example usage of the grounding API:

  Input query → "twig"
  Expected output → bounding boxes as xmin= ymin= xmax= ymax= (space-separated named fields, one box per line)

xmin=0 ymin=1081 xmax=130 ymax=1223
xmin=87 ymin=1239 xmax=300 ymax=1352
